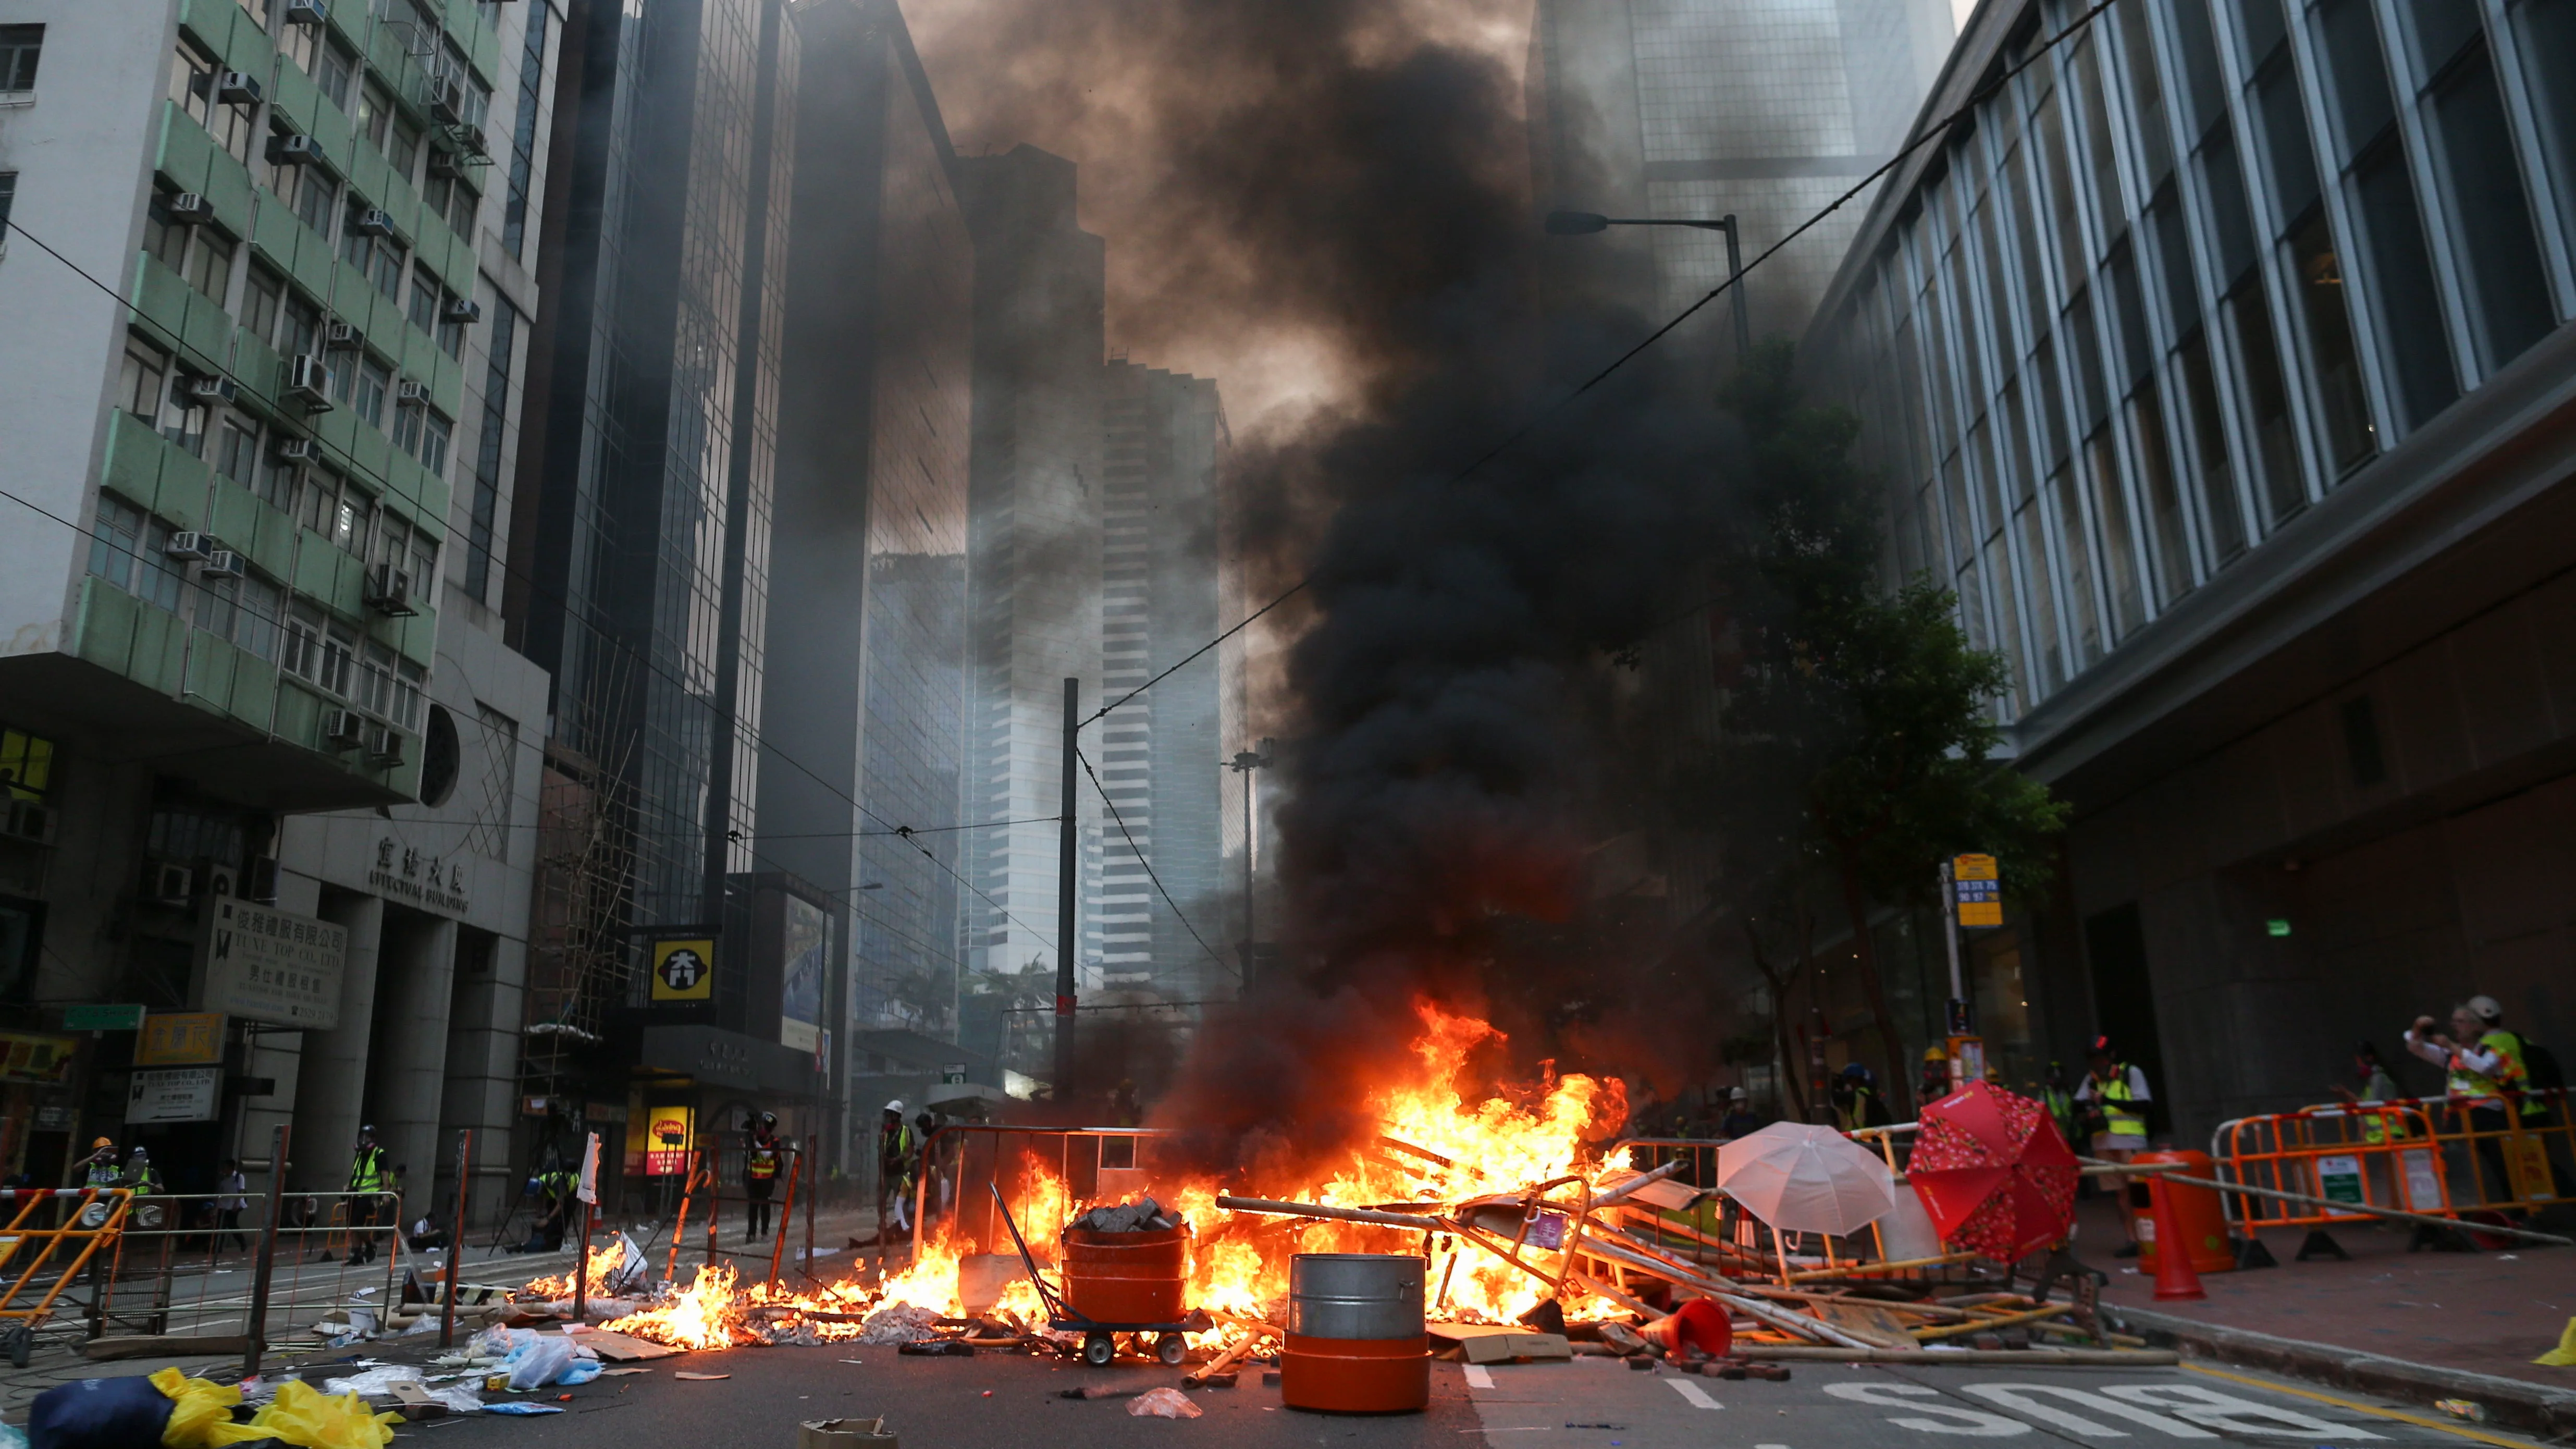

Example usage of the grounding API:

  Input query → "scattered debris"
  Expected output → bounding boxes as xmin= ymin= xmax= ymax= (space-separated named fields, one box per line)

xmin=1127 ymin=1387 xmax=1203 ymax=1419
xmin=672 ymin=1372 xmax=732 ymax=1382
xmin=1070 ymin=1197 xmax=1179 ymax=1233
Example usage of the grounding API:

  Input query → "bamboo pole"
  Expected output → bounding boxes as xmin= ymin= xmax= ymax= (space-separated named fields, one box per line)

xmin=1911 ymin=1303 xmax=2073 ymax=1340
xmin=1784 ymin=1250 xmax=1975 ymax=1281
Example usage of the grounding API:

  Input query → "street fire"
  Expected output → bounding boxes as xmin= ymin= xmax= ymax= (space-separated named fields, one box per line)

xmin=583 ymin=1002 xmax=1634 ymax=1349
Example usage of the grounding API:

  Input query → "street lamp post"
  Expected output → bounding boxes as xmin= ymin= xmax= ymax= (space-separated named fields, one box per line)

xmin=1545 ymin=210 xmax=1751 ymax=360
xmin=1226 ymin=739 xmax=1273 ymax=988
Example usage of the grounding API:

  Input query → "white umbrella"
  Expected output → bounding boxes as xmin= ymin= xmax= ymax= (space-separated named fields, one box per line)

xmin=1713 ymin=1121 xmax=1898 ymax=1236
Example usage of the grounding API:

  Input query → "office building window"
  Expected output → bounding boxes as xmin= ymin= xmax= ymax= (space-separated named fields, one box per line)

xmin=168 ymin=41 xmax=253 ymax=164
xmin=0 ymin=23 xmax=39 ymax=91
xmin=215 ymin=417 xmax=259 ymax=485
xmin=503 ymin=0 xmax=549 ymax=258
xmin=356 ymin=356 xmax=390 ymax=428
xmin=88 ymin=494 xmax=186 ymax=612
xmin=2318 ymin=0 xmax=2459 ymax=428
xmin=408 ymin=264 xmax=440 ymax=334
xmin=2425 ymin=43 xmax=2554 ymax=371
xmin=466 ymin=296 xmax=515 ymax=599
xmin=2515 ymin=0 xmax=2576 ymax=244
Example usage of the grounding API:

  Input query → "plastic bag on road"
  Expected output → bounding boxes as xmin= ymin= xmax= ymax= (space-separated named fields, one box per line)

xmin=503 ymin=1334 xmax=577 ymax=1391
xmin=1127 ymin=1387 xmax=1202 ymax=1419
xmin=319 ymin=1367 xmax=423 ymax=1399
xmin=244 ymin=1380 xmax=401 ymax=1449
xmin=153 ymin=1368 xmax=272 ymax=1449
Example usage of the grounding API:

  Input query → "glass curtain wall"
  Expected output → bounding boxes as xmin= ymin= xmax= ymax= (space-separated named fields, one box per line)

xmin=1818 ymin=0 xmax=2573 ymax=717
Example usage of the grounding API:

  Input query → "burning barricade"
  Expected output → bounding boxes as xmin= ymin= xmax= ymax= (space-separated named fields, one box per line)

xmin=526 ymin=1008 xmax=2169 ymax=1374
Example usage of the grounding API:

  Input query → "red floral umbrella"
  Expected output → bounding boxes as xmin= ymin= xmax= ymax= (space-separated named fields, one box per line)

xmin=1905 ymin=1082 xmax=2079 ymax=1261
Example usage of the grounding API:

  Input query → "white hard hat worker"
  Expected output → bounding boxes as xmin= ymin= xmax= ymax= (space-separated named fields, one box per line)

xmin=2465 ymin=994 xmax=2504 ymax=1024
xmin=883 ymin=1099 xmax=904 ymax=1114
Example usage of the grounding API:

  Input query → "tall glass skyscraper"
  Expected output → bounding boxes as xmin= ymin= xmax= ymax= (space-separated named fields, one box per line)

xmin=518 ymin=0 xmax=799 ymax=935
xmin=1529 ymin=0 xmax=1956 ymax=347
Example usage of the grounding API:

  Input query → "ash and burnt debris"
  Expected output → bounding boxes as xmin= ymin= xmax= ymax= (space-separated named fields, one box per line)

xmin=1069 ymin=1196 xmax=1181 ymax=1233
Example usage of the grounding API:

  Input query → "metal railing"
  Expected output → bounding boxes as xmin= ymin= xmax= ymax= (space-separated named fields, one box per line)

xmin=2210 ymin=1087 xmax=2576 ymax=1238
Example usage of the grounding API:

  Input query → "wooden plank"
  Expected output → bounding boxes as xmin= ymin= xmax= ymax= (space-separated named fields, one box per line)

xmin=578 ymin=1328 xmax=685 ymax=1361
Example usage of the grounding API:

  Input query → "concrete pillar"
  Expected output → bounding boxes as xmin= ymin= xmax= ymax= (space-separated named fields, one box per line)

xmin=440 ymin=930 xmax=526 ymax=1231
xmin=291 ymin=892 xmax=382 ymax=1194
xmin=370 ymin=910 xmax=459 ymax=1218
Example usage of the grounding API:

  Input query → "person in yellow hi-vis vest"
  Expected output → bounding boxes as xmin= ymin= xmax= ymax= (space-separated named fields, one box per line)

xmin=2406 ymin=996 xmax=2532 ymax=1208
xmin=2075 ymin=1036 xmax=2154 ymax=1258
xmin=345 ymin=1125 xmax=389 ymax=1263
xmin=2332 ymin=1041 xmax=2410 ymax=1144
xmin=742 ymin=1113 xmax=783 ymax=1242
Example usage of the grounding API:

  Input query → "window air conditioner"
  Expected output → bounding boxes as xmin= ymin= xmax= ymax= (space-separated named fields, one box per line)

xmin=147 ymin=859 xmax=194 ymax=905
xmin=266 ymin=132 xmax=324 ymax=166
xmin=285 ymin=354 xmax=334 ymax=408
xmin=284 ymin=0 xmax=326 ymax=24
xmin=364 ymin=562 xmax=416 ymax=616
xmin=216 ymin=71 xmax=264 ymax=106
xmin=167 ymin=192 xmax=218 ymax=226
xmin=272 ymin=436 xmax=318 ymax=462
xmin=165 ymin=531 xmax=214 ymax=562
xmin=0 ymin=797 xmax=55 ymax=846
xmin=441 ymin=296 xmax=480 ymax=325
xmin=244 ymin=855 xmax=281 ymax=904
xmin=427 ymin=149 xmax=467 ymax=180
xmin=180 ymin=373 xmax=238 ymax=404
xmin=321 ymin=321 xmax=361 ymax=350
xmin=201 ymin=550 xmax=245 ymax=580
xmin=427 ymin=75 xmax=464 ymax=126
xmin=366 ymin=723 xmax=406 ymax=767
xmin=349 ymin=207 xmax=394 ymax=238
xmin=321 ymin=708 xmax=367 ymax=750
xmin=451 ymin=124 xmax=487 ymax=157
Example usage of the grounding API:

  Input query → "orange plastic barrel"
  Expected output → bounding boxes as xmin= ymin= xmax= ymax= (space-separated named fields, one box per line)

xmin=1059 ymin=1225 xmax=1188 ymax=1323
xmin=1279 ymin=1254 xmax=1427 ymax=1415
xmin=2125 ymin=1149 xmax=2233 ymax=1275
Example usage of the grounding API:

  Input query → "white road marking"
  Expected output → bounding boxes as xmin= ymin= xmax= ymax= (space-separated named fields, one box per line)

xmin=1464 ymin=1364 xmax=1495 ymax=1389
xmin=2100 ymin=1384 xmax=2382 ymax=1438
xmin=1962 ymin=1383 xmax=2214 ymax=1438
xmin=1823 ymin=1382 xmax=2031 ymax=1435
xmin=1667 ymin=1378 xmax=1723 ymax=1410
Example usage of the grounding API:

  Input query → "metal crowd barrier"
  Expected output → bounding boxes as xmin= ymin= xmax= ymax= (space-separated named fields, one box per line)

xmin=2210 ymin=1088 xmax=2576 ymax=1243
xmin=0 ymin=1187 xmax=133 ymax=1366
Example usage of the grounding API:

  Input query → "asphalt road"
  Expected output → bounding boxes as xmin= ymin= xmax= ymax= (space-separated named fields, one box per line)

xmin=402 ymin=1344 xmax=2542 ymax=1449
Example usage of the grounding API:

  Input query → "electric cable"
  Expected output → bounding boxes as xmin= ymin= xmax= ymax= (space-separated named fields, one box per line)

xmin=1074 ymin=745 xmax=1234 ymax=980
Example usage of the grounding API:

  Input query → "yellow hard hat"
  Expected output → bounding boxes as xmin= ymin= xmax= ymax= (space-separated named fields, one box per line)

xmin=1922 ymin=1046 xmax=1948 ymax=1062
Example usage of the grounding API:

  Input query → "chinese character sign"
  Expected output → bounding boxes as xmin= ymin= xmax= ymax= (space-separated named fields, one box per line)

xmin=202 ymin=900 xmax=349 ymax=1028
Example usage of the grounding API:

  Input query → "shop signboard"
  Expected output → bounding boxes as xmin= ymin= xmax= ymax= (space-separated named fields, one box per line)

xmin=127 ymin=1066 xmax=221 ymax=1123
xmin=201 ymin=900 xmax=347 ymax=1029
xmin=135 ymin=1012 xmax=226 ymax=1066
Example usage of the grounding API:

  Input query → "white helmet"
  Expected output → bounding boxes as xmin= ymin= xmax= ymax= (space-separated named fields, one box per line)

xmin=884 ymin=1099 xmax=905 ymax=1113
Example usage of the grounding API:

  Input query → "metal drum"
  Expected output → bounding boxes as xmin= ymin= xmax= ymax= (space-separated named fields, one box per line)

xmin=1059 ymin=1225 xmax=1188 ymax=1324
xmin=1280 ymin=1254 xmax=1428 ymax=1414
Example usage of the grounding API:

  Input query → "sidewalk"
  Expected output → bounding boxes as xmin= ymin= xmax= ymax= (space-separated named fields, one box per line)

xmin=2067 ymin=1194 xmax=2576 ymax=1432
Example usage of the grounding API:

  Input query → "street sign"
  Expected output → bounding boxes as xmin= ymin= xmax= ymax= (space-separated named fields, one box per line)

xmin=202 ymin=900 xmax=349 ymax=1028
xmin=1952 ymin=853 xmax=1998 ymax=880
xmin=136 ymin=1012 xmax=226 ymax=1065
xmin=650 ymin=937 xmax=716 ymax=1001
xmin=644 ymin=1105 xmax=695 ymax=1176
xmin=1956 ymin=885 xmax=2003 ymax=926
xmin=127 ymin=1065 xmax=221 ymax=1123
xmin=65 ymin=1003 xmax=145 ymax=1031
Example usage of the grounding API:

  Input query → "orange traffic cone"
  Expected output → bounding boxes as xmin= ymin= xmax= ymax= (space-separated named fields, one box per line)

xmin=2148 ymin=1178 xmax=2206 ymax=1302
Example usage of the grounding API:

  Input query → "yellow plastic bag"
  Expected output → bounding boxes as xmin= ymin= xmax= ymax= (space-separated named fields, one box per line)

xmin=2538 ymin=1315 xmax=2576 ymax=1367
xmin=149 ymin=1367 xmax=272 ymax=1449
xmin=244 ymin=1379 xmax=402 ymax=1449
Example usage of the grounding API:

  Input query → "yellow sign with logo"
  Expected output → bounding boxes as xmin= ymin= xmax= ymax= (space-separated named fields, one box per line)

xmin=649 ymin=938 xmax=716 ymax=1001
xmin=1953 ymin=854 xmax=2003 ymax=927
xmin=644 ymin=1105 xmax=695 ymax=1176
xmin=135 ymin=1012 xmax=227 ymax=1066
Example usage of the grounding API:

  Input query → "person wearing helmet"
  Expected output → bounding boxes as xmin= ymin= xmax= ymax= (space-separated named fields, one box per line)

xmin=1918 ymin=1045 xmax=1951 ymax=1106
xmin=877 ymin=1100 xmax=917 ymax=1239
xmin=1830 ymin=1063 xmax=1893 ymax=1132
xmin=346 ymin=1125 xmax=389 ymax=1263
xmin=1719 ymin=1086 xmax=1765 ymax=1139
xmin=2076 ymin=1038 xmax=2154 ymax=1256
xmin=2406 ymin=995 xmax=2536 ymax=1207
xmin=79 ymin=1136 xmax=122 ymax=1193
xmin=742 ymin=1111 xmax=784 ymax=1242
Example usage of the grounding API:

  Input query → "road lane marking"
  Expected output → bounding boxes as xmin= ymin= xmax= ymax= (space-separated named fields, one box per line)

xmin=1962 ymin=1383 xmax=2214 ymax=1438
xmin=1465 ymin=1365 xmax=1495 ymax=1389
xmin=2102 ymin=1383 xmax=2381 ymax=1439
xmin=1823 ymin=1381 xmax=2031 ymax=1434
xmin=2179 ymin=1366 xmax=2521 ymax=1448
xmin=1667 ymin=1379 xmax=1722 ymax=1409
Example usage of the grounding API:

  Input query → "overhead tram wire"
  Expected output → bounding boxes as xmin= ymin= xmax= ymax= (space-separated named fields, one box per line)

xmin=1074 ymin=745 xmax=1234 ymax=980
xmin=1 ymin=215 xmax=1062 ymax=952
xmin=1070 ymin=0 xmax=2128 ymax=737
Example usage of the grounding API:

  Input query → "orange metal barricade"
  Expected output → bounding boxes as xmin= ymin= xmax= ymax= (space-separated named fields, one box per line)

xmin=0 ymin=1187 xmax=133 ymax=1362
xmin=2209 ymin=1103 xmax=2450 ymax=1239
xmin=2414 ymin=1087 xmax=2576 ymax=1215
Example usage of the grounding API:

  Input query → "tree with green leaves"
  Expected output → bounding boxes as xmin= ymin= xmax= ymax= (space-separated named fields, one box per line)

xmin=1714 ymin=341 xmax=2068 ymax=1113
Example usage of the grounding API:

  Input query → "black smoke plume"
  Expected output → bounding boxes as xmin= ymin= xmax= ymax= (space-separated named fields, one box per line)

xmin=915 ymin=0 xmax=1745 ymax=1181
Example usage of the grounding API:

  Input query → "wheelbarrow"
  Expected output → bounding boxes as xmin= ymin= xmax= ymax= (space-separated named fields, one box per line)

xmin=989 ymin=1183 xmax=1210 ymax=1366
